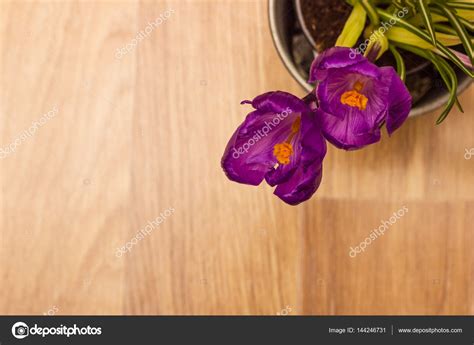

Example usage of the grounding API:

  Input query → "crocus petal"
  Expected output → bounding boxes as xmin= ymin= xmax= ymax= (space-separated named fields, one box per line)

xmin=311 ymin=47 xmax=411 ymax=150
xmin=265 ymin=110 xmax=326 ymax=186
xmin=299 ymin=110 xmax=327 ymax=167
xmin=222 ymin=91 xmax=306 ymax=185
xmin=317 ymin=71 xmax=355 ymax=120
xmin=222 ymin=91 xmax=328 ymax=205
xmin=381 ymin=67 xmax=412 ymax=135
xmin=264 ymin=130 xmax=302 ymax=187
xmin=309 ymin=47 xmax=365 ymax=83
xmin=318 ymin=109 xmax=381 ymax=150
xmin=317 ymin=68 xmax=389 ymax=125
xmin=339 ymin=60 xmax=381 ymax=79
xmin=251 ymin=91 xmax=309 ymax=115
xmin=274 ymin=161 xmax=323 ymax=205
xmin=221 ymin=112 xmax=287 ymax=185
xmin=272 ymin=111 xmax=326 ymax=205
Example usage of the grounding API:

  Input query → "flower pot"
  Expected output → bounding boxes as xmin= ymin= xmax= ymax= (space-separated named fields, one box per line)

xmin=268 ymin=0 xmax=472 ymax=117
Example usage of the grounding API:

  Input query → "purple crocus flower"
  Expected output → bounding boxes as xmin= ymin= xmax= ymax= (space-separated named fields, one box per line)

xmin=309 ymin=47 xmax=412 ymax=150
xmin=221 ymin=91 xmax=327 ymax=205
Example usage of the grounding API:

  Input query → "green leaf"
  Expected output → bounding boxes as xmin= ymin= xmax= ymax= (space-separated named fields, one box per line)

xmin=389 ymin=44 xmax=406 ymax=82
xmin=456 ymin=9 xmax=474 ymax=21
xmin=387 ymin=26 xmax=463 ymax=49
xmin=427 ymin=53 xmax=464 ymax=114
xmin=432 ymin=4 xmax=474 ymax=65
xmin=359 ymin=0 xmax=380 ymax=26
xmin=395 ymin=43 xmax=463 ymax=123
xmin=377 ymin=8 xmax=474 ymax=78
xmin=400 ymin=0 xmax=417 ymax=15
xmin=458 ymin=16 xmax=474 ymax=33
xmin=446 ymin=2 xmax=474 ymax=11
xmin=416 ymin=0 xmax=437 ymax=45
xmin=392 ymin=1 xmax=405 ymax=11
xmin=434 ymin=23 xmax=458 ymax=35
xmin=336 ymin=2 xmax=367 ymax=47
xmin=434 ymin=57 xmax=461 ymax=124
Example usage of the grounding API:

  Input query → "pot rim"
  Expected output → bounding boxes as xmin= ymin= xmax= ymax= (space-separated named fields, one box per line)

xmin=294 ymin=0 xmax=431 ymax=76
xmin=268 ymin=0 xmax=472 ymax=118
xmin=294 ymin=0 xmax=316 ymax=48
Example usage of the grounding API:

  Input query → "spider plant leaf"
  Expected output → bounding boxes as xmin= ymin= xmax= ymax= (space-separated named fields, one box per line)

xmin=409 ymin=12 xmax=448 ymax=26
xmin=404 ymin=0 xmax=417 ymax=14
xmin=434 ymin=58 xmax=460 ymax=124
xmin=434 ymin=23 xmax=458 ymax=35
xmin=377 ymin=8 xmax=474 ymax=78
xmin=417 ymin=0 xmax=437 ymax=44
xmin=456 ymin=9 xmax=474 ymax=21
xmin=359 ymin=0 xmax=380 ymax=26
xmin=427 ymin=51 xmax=464 ymax=114
xmin=458 ymin=16 xmax=474 ymax=33
xmin=387 ymin=26 xmax=464 ymax=48
xmin=446 ymin=2 xmax=474 ymax=11
xmin=433 ymin=4 xmax=474 ymax=65
xmin=430 ymin=13 xmax=449 ymax=23
xmin=389 ymin=44 xmax=406 ymax=81
xmin=425 ymin=52 xmax=461 ymax=123
xmin=433 ymin=47 xmax=472 ymax=69
xmin=430 ymin=7 xmax=474 ymax=33
xmin=395 ymin=43 xmax=462 ymax=122
xmin=392 ymin=1 xmax=405 ymax=11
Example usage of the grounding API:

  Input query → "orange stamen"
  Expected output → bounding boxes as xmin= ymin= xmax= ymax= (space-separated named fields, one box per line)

xmin=273 ymin=143 xmax=293 ymax=165
xmin=340 ymin=86 xmax=368 ymax=111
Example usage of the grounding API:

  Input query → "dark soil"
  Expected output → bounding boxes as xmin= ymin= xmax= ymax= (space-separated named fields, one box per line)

xmin=301 ymin=0 xmax=352 ymax=52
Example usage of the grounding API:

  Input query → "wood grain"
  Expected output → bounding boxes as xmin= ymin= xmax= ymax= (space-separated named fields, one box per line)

xmin=0 ymin=0 xmax=472 ymax=315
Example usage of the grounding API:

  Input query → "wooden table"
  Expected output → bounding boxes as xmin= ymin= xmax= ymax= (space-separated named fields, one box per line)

xmin=0 ymin=0 xmax=472 ymax=315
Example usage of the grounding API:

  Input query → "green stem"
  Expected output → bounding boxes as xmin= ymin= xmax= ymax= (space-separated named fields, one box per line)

xmin=389 ymin=44 xmax=406 ymax=82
